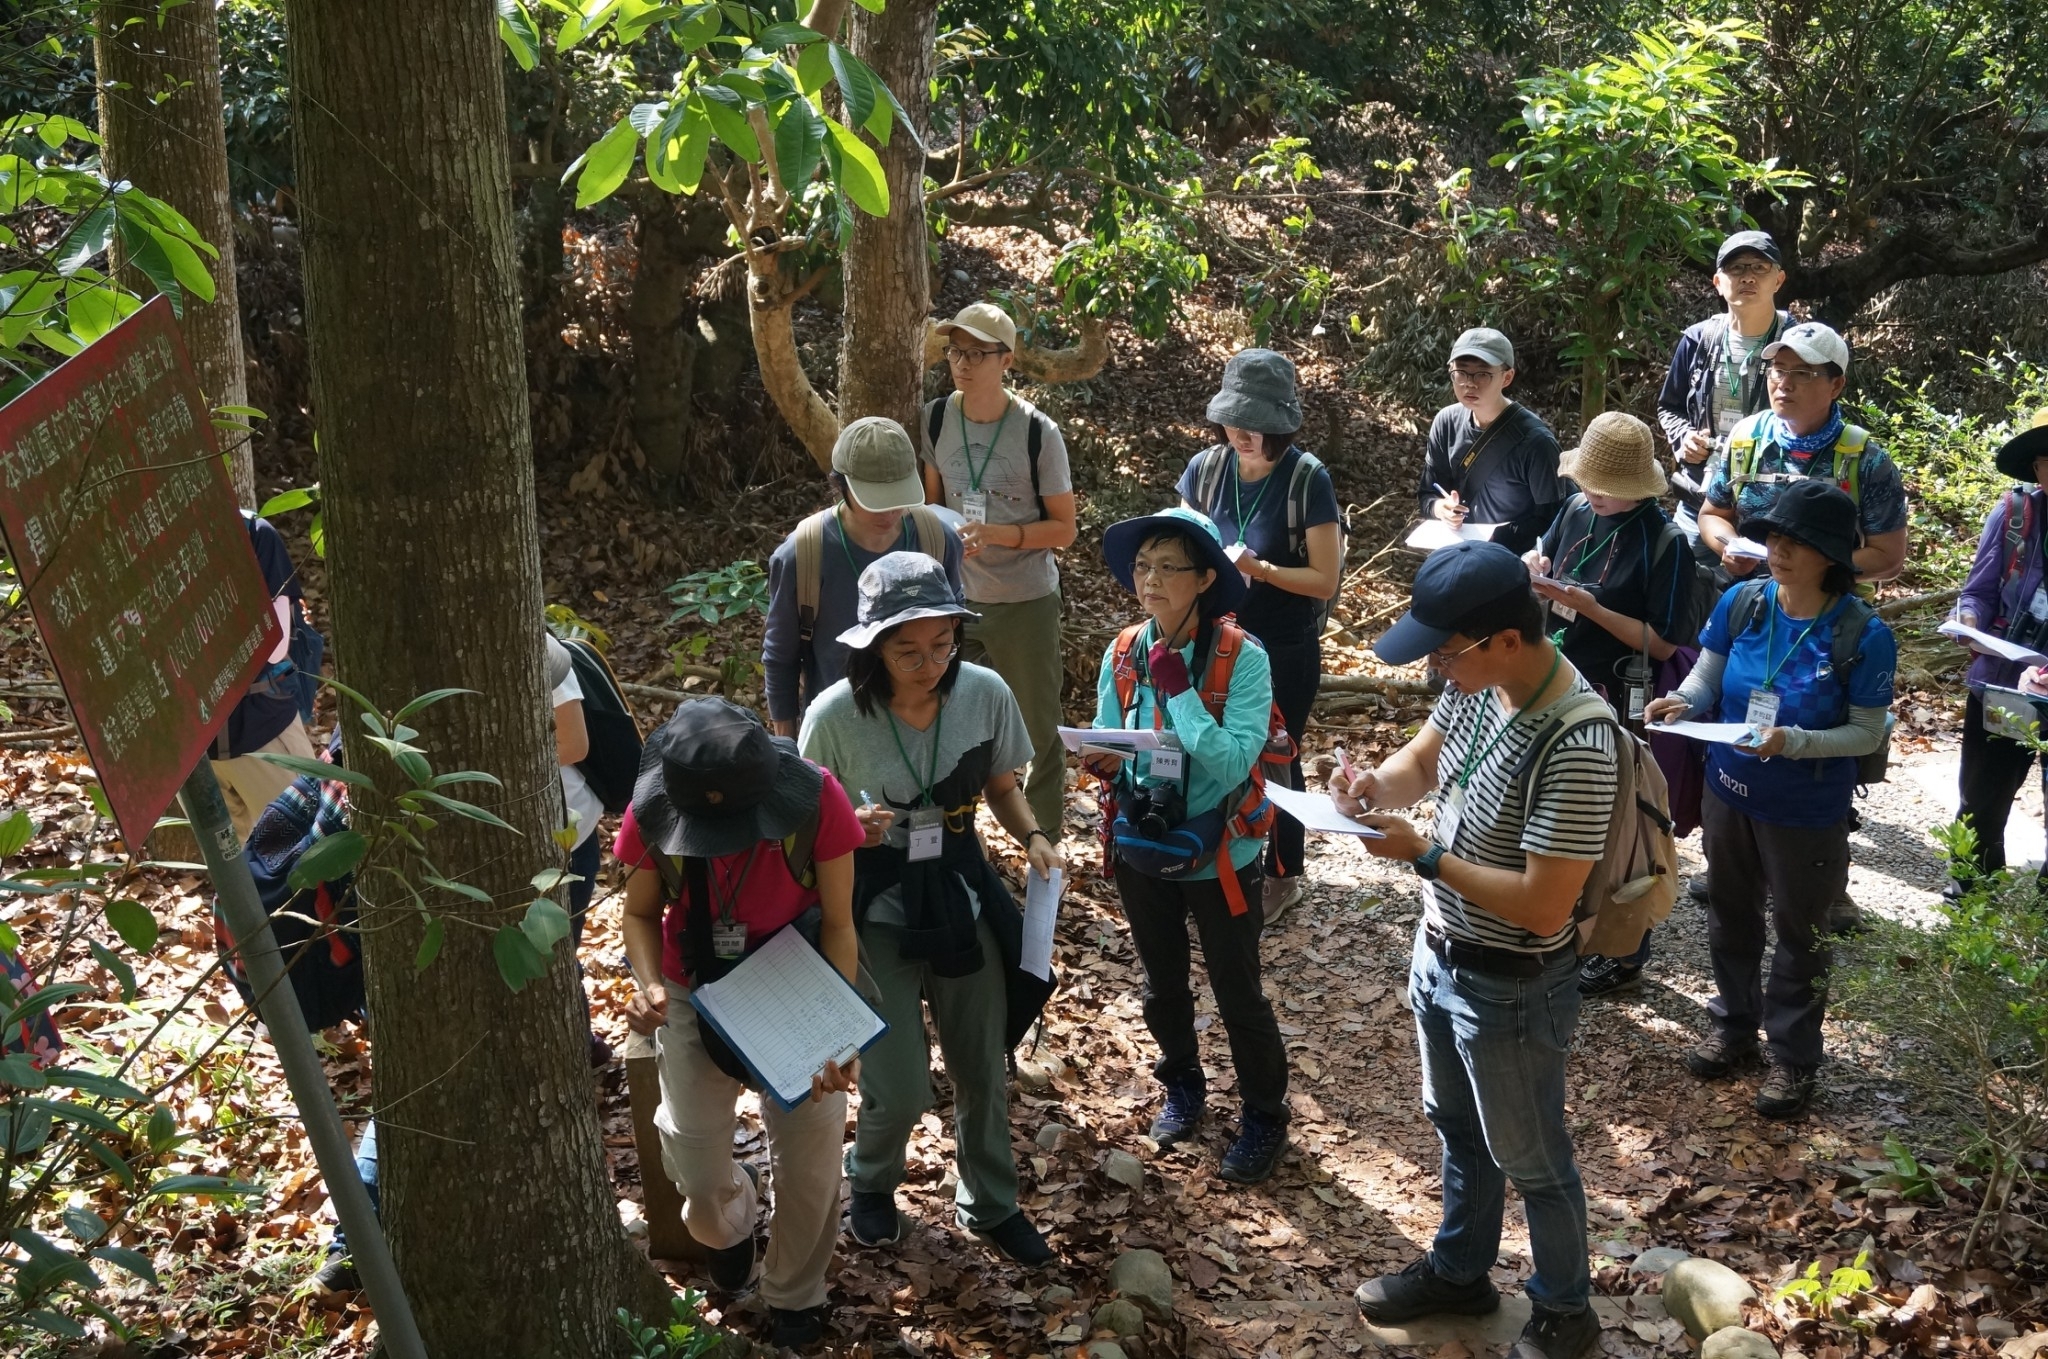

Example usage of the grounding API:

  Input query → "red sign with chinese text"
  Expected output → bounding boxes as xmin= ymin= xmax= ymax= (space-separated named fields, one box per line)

xmin=0 ymin=297 xmax=281 ymax=847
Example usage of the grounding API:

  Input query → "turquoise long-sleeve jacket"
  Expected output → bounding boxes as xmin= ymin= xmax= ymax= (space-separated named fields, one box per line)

xmin=1091 ymin=619 xmax=1273 ymax=879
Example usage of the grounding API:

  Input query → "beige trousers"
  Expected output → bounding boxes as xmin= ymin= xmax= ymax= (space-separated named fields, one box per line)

xmin=210 ymin=718 xmax=316 ymax=842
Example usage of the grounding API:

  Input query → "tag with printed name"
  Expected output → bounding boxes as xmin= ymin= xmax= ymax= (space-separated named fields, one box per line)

xmin=2031 ymin=586 xmax=2048 ymax=621
xmin=907 ymin=806 xmax=944 ymax=861
xmin=1744 ymin=689 xmax=1781 ymax=733
xmin=1148 ymin=747 xmax=1185 ymax=782
xmin=712 ymin=921 xmax=748 ymax=959
xmin=1550 ymin=603 xmax=1578 ymax=625
xmin=961 ymin=491 xmax=988 ymax=524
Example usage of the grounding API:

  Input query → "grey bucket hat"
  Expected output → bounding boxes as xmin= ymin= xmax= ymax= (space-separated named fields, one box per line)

xmin=836 ymin=551 xmax=980 ymax=651
xmin=1205 ymin=348 xmax=1302 ymax=435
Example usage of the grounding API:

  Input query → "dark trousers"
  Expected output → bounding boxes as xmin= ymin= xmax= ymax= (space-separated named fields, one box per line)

xmin=1255 ymin=633 xmax=1321 ymax=880
xmin=1958 ymin=689 xmax=2048 ymax=877
xmin=1699 ymin=792 xmax=1847 ymax=1070
xmin=1113 ymin=857 xmax=1289 ymax=1119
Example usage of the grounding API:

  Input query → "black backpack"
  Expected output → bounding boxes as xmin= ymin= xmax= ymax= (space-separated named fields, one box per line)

xmin=925 ymin=394 xmax=1048 ymax=519
xmin=1191 ymin=443 xmax=1348 ymax=635
xmin=564 ymin=638 xmax=643 ymax=813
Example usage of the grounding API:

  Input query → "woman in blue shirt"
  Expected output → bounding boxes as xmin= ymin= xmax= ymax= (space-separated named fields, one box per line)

xmin=1086 ymin=507 xmax=1290 ymax=1184
xmin=1646 ymin=482 xmax=1894 ymax=1120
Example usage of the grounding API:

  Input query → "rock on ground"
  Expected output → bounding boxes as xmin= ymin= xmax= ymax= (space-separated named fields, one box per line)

xmin=1109 ymin=1248 xmax=1175 ymax=1320
xmin=1702 ymin=1324 xmax=1779 ymax=1359
xmin=1663 ymin=1257 xmax=1758 ymax=1340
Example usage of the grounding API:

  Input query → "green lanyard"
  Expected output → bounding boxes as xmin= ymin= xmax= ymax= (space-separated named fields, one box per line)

xmin=956 ymin=394 xmax=1014 ymax=493
xmin=1231 ymin=457 xmax=1279 ymax=548
xmin=1455 ymin=648 xmax=1563 ymax=790
xmin=835 ymin=506 xmax=909 ymax=577
xmin=1725 ymin=325 xmax=1770 ymax=403
xmin=886 ymin=702 xmax=945 ymax=807
xmin=1761 ymin=587 xmax=1831 ymax=692
xmin=1567 ymin=508 xmax=1640 ymax=578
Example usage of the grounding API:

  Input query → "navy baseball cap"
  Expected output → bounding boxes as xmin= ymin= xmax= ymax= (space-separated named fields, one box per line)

xmin=1716 ymin=230 xmax=1780 ymax=269
xmin=1375 ymin=541 xmax=1532 ymax=665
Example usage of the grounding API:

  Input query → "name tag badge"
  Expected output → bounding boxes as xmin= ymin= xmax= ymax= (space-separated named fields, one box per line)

xmin=907 ymin=806 xmax=944 ymax=861
xmin=712 ymin=920 xmax=748 ymax=959
xmin=2030 ymin=587 xmax=2048 ymax=621
xmin=1744 ymin=689 xmax=1781 ymax=733
xmin=961 ymin=491 xmax=988 ymax=524
xmin=1148 ymin=747 xmax=1185 ymax=781
xmin=1550 ymin=602 xmax=1578 ymax=625
xmin=1715 ymin=406 xmax=1743 ymax=438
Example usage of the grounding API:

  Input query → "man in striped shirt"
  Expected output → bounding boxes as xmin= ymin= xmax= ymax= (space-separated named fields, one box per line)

xmin=1333 ymin=542 xmax=1617 ymax=1359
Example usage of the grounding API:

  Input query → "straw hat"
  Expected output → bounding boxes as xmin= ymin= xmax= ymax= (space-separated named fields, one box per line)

xmin=1560 ymin=412 xmax=1667 ymax=501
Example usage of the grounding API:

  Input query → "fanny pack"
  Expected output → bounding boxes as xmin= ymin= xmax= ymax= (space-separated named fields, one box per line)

xmin=1111 ymin=803 xmax=1228 ymax=880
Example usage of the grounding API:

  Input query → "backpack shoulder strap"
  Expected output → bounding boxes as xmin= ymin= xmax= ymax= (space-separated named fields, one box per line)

xmin=2002 ymin=487 xmax=2033 ymax=588
xmin=1285 ymin=450 xmax=1322 ymax=558
xmin=1026 ymin=411 xmax=1046 ymax=519
xmin=1506 ymin=693 xmax=1619 ymax=791
xmin=793 ymin=508 xmax=832 ymax=641
xmin=1193 ymin=445 xmax=1230 ymax=514
xmin=569 ymin=636 xmax=642 ymax=736
xmin=926 ymin=394 xmax=951 ymax=448
xmin=781 ymin=796 xmax=823 ymax=887
xmin=1198 ymin=620 xmax=1243 ymax=721
xmin=1729 ymin=578 xmax=1771 ymax=638
xmin=1832 ymin=422 xmax=1869 ymax=505
xmin=1828 ymin=595 xmax=1878 ymax=674
xmin=906 ymin=505 xmax=947 ymax=562
xmin=1112 ymin=623 xmax=1147 ymax=716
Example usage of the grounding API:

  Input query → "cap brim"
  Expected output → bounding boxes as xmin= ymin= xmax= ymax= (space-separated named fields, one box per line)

xmin=629 ymin=738 xmax=823 ymax=860
xmin=1204 ymin=392 xmax=1299 ymax=435
xmin=1717 ymin=247 xmax=1779 ymax=268
xmin=843 ymin=473 xmax=928 ymax=513
xmin=836 ymin=602 xmax=979 ymax=652
xmin=1374 ymin=610 xmax=1455 ymax=666
xmin=938 ymin=322 xmax=1007 ymax=347
xmin=1448 ymin=345 xmax=1511 ymax=367
xmin=1994 ymin=424 xmax=2048 ymax=482
xmin=1101 ymin=514 xmax=1248 ymax=617
xmin=1760 ymin=339 xmax=1837 ymax=370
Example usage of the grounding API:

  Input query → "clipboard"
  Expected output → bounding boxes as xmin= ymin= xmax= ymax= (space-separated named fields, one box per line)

xmin=688 ymin=924 xmax=890 ymax=1112
xmin=1983 ymin=684 xmax=2048 ymax=743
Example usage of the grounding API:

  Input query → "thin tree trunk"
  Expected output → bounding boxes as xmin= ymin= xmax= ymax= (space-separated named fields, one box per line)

xmin=839 ymin=0 xmax=937 ymax=430
xmin=94 ymin=0 xmax=255 ymax=506
xmin=286 ymin=2 xmax=669 ymax=1353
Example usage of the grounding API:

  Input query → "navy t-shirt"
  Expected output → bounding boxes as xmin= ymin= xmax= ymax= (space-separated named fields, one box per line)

xmin=1699 ymin=583 xmax=1895 ymax=828
xmin=223 ymin=514 xmax=304 ymax=757
xmin=1176 ymin=445 xmax=1339 ymax=643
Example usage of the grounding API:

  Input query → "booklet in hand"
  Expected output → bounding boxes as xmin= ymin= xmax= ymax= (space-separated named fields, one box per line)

xmin=689 ymin=925 xmax=889 ymax=1112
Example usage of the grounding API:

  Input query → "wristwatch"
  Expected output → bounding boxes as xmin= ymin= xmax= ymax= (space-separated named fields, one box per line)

xmin=1412 ymin=844 xmax=1448 ymax=881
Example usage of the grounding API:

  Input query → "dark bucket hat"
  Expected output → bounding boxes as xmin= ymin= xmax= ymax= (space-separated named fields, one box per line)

xmin=1205 ymin=348 xmax=1302 ymax=435
xmin=835 ymin=551 xmax=979 ymax=651
xmin=1738 ymin=479 xmax=1860 ymax=571
xmin=1993 ymin=408 xmax=2048 ymax=482
xmin=629 ymin=698 xmax=821 ymax=859
xmin=1100 ymin=505 xmax=1247 ymax=618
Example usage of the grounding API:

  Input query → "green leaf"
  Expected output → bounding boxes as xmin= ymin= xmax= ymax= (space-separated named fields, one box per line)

xmin=258 ymin=487 xmax=316 ymax=516
xmin=521 ymin=898 xmax=572 ymax=955
xmin=0 ymin=1052 xmax=48 ymax=1088
xmin=390 ymin=687 xmax=478 ymax=724
xmin=756 ymin=21 xmax=822 ymax=46
xmin=78 ymin=1133 xmax=135 ymax=1188
xmin=575 ymin=117 xmax=640 ymax=209
xmin=64 ymin=1205 xmax=109 ymax=1244
xmin=492 ymin=925 xmax=549 ymax=991
xmin=0 ymin=808 xmax=36 ymax=858
xmin=423 ymin=874 xmax=494 ymax=905
xmin=104 ymin=899 xmax=157 ymax=952
xmin=143 ymin=223 xmax=216 ymax=303
xmin=430 ymin=769 xmax=503 ymax=789
xmin=823 ymin=118 xmax=889 ymax=215
xmin=286 ymin=829 xmax=367 ymax=891
xmin=88 ymin=940 xmax=136 ymax=1002
xmin=144 ymin=1174 xmax=259 ymax=1198
xmin=6 ymin=981 xmax=93 ymax=1032
xmin=414 ymin=917 xmax=445 ymax=972
xmin=773 ymin=98 xmax=824 ymax=193
xmin=530 ymin=867 xmax=585 ymax=893
xmin=697 ymin=86 xmax=761 ymax=162
xmin=145 ymin=1103 xmax=176 ymax=1151
xmin=794 ymin=42 xmax=833 ymax=95
xmin=85 ymin=780 xmax=113 ymax=821
xmin=250 ymin=751 xmax=376 ymax=789
xmin=23 ymin=1310 xmax=86 ymax=1340
xmin=93 ymin=1245 xmax=157 ymax=1286
xmin=826 ymin=43 xmax=874 ymax=132
xmin=412 ymin=791 xmax=518 ymax=833
xmin=496 ymin=0 xmax=540 ymax=69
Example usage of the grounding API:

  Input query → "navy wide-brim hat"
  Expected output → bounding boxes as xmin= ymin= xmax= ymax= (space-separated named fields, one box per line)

xmin=1100 ymin=506 xmax=1248 ymax=618
xmin=629 ymin=698 xmax=821 ymax=859
xmin=1375 ymin=540 xmax=1530 ymax=665
xmin=1993 ymin=409 xmax=2048 ymax=482
xmin=1737 ymin=479 xmax=1860 ymax=571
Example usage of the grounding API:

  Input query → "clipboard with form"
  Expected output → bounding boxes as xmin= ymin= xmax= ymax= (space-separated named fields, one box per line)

xmin=688 ymin=925 xmax=890 ymax=1112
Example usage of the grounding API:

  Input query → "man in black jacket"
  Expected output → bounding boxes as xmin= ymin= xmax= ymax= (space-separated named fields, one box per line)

xmin=1415 ymin=328 xmax=1563 ymax=557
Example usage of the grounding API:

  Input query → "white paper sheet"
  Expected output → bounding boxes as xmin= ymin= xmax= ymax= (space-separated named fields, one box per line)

xmin=1405 ymin=520 xmax=1503 ymax=551
xmin=1938 ymin=620 xmax=2048 ymax=666
xmin=1059 ymin=726 xmax=1178 ymax=753
xmin=689 ymin=925 xmax=888 ymax=1112
xmin=1263 ymin=782 xmax=1387 ymax=838
xmin=1021 ymin=867 xmax=1062 ymax=982
xmin=1650 ymin=720 xmax=1763 ymax=745
xmin=1725 ymin=536 xmax=1770 ymax=561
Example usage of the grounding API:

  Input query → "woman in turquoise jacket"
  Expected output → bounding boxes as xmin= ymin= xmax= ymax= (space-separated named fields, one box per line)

xmin=1087 ymin=506 xmax=1289 ymax=1184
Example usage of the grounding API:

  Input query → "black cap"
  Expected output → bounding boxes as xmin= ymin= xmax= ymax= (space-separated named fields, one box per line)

xmin=1737 ymin=480 xmax=1860 ymax=571
xmin=1375 ymin=541 xmax=1532 ymax=665
xmin=628 ymin=698 xmax=822 ymax=858
xmin=1716 ymin=230 xmax=1781 ymax=269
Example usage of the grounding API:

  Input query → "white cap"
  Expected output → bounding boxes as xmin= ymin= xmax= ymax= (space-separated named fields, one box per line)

xmin=1764 ymin=322 xmax=1850 ymax=376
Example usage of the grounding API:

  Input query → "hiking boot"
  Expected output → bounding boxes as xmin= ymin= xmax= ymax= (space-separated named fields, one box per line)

xmin=847 ymin=1190 xmax=905 ymax=1248
xmin=1577 ymin=954 xmax=1643 ymax=998
xmin=770 ymin=1304 xmax=831 ymax=1348
xmin=308 ymin=1256 xmax=360 ymax=1293
xmin=1507 ymin=1304 xmax=1600 ymax=1359
xmin=1755 ymin=1060 xmax=1817 ymax=1120
xmin=1827 ymin=892 xmax=1866 ymax=935
xmin=588 ymin=1033 xmax=615 ymax=1069
xmin=1262 ymin=874 xmax=1305 ymax=929
xmin=1218 ymin=1108 xmax=1288 ymax=1185
xmin=1941 ymin=877 xmax=1969 ymax=903
xmin=1353 ymin=1255 xmax=1500 ymax=1324
xmin=1685 ymin=1032 xmax=1760 ymax=1080
xmin=1688 ymin=872 xmax=1711 ymax=903
xmin=973 ymin=1211 xmax=1054 ymax=1267
xmin=706 ymin=1163 xmax=760 ymax=1291
xmin=1149 ymin=1079 xmax=1206 ymax=1150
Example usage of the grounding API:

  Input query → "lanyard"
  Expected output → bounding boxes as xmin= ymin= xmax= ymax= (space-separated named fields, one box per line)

xmin=835 ymin=506 xmax=910 ymax=577
xmin=1230 ymin=456 xmax=1279 ymax=547
xmin=1723 ymin=324 xmax=1771 ymax=403
xmin=1455 ymin=649 xmax=1563 ymax=790
xmin=886 ymin=702 xmax=945 ymax=807
xmin=708 ymin=843 xmax=762 ymax=924
xmin=956 ymin=394 xmax=1013 ymax=493
xmin=1566 ymin=506 xmax=1643 ymax=580
xmin=1761 ymin=586 xmax=1831 ymax=692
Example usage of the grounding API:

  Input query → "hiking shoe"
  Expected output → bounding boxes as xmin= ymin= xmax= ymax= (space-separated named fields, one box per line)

xmin=1688 ymin=872 xmax=1711 ymax=903
xmin=1218 ymin=1108 xmax=1288 ymax=1185
xmin=1149 ymin=1079 xmax=1206 ymax=1150
xmin=1262 ymin=874 xmax=1305 ymax=929
xmin=308 ymin=1256 xmax=360 ymax=1293
xmin=770 ymin=1304 xmax=831 ymax=1348
xmin=706 ymin=1163 xmax=760 ymax=1291
xmin=1756 ymin=1060 xmax=1817 ymax=1120
xmin=973 ymin=1211 xmax=1054 ymax=1267
xmin=1685 ymin=1033 xmax=1760 ymax=1080
xmin=847 ymin=1190 xmax=905 ymax=1248
xmin=1353 ymin=1255 xmax=1499 ymax=1324
xmin=1827 ymin=892 xmax=1866 ymax=936
xmin=1507 ymin=1304 xmax=1600 ymax=1359
xmin=1577 ymin=954 xmax=1643 ymax=998
xmin=588 ymin=1033 xmax=615 ymax=1069
xmin=1941 ymin=877 xmax=1969 ymax=903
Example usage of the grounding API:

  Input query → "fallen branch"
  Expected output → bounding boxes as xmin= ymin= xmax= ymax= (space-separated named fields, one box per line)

xmin=0 ymin=723 xmax=76 ymax=746
xmin=1877 ymin=586 xmax=1960 ymax=620
xmin=1318 ymin=672 xmax=1437 ymax=697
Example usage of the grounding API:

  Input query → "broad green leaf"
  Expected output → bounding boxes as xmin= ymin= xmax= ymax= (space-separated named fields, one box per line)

xmin=0 ymin=808 xmax=36 ymax=858
xmin=88 ymin=940 xmax=136 ymax=1002
xmin=390 ymin=687 xmax=478 ymax=724
xmin=144 ymin=223 xmax=216 ymax=303
xmin=616 ymin=0 xmax=680 ymax=43
xmin=414 ymin=917 xmax=445 ymax=972
xmin=556 ymin=0 xmax=622 ymax=51
xmin=826 ymin=43 xmax=875 ymax=132
xmin=824 ymin=118 xmax=889 ymax=215
xmin=756 ymin=21 xmax=822 ymax=47
xmin=521 ymin=898 xmax=572 ymax=955
xmin=574 ymin=117 xmax=640 ymax=209
xmin=697 ymin=86 xmax=761 ymax=162
xmin=628 ymin=102 xmax=664 ymax=137
xmin=93 ymin=1245 xmax=157 ymax=1286
xmin=258 ymin=487 xmax=316 ymax=515
xmin=412 ymin=791 xmax=518 ymax=833
xmin=63 ymin=1205 xmax=109 ymax=1243
xmin=423 ymin=873 xmax=494 ymax=905
xmin=53 ymin=202 xmax=114 ymax=276
xmin=39 ymin=1095 xmax=124 ymax=1134
xmin=250 ymin=751 xmax=376 ymax=788
xmin=530 ymin=867 xmax=585 ymax=893
xmin=104 ymin=898 xmax=157 ymax=952
xmin=773 ymin=98 xmax=824 ymax=192
xmin=144 ymin=1174 xmax=259 ymax=1198
xmin=286 ymin=829 xmax=367 ymax=890
xmin=65 ymin=285 xmax=119 ymax=345
xmin=849 ymin=0 xmax=883 ymax=11
xmin=0 ymin=1052 xmax=48 ymax=1088
xmin=496 ymin=0 xmax=540 ymax=69
xmin=492 ymin=925 xmax=549 ymax=991
xmin=430 ymin=769 xmax=503 ymax=789
xmin=795 ymin=41 xmax=833 ymax=95
xmin=23 ymin=1310 xmax=86 ymax=1340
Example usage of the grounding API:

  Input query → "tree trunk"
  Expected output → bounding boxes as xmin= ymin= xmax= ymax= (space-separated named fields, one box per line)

xmin=626 ymin=191 xmax=727 ymax=491
xmin=93 ymin=0 xmax=255 ymax=507
xmin=285 ymin=2 xmax=669 ymax=1353
xmin=838 ymin=0 xmax=937 ymax=430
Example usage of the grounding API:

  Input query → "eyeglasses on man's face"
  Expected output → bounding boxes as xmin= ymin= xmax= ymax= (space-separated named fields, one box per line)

xmin=1447 ymin=365 xmax=1501 ymax=387
xmin=885 ymin=643 xmax=960 ymax=673
xmin=1766 ymin=364 xmax=1831 ymax=387
xmin=1721 ymin=262 xmax=1777 ymax=280
xmin=944 ymin=345 xmax=1007 ymax=367
xmin=1427 ymin=633 xmax=1494 ymax=668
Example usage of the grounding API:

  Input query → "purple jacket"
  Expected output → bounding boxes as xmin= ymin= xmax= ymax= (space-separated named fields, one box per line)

xmin=1959 ymin=486 xmax=2048 ymax=692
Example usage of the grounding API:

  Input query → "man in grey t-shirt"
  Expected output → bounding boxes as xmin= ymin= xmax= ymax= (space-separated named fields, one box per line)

xmin=919 ymin=302 xmax=1078 ymax=839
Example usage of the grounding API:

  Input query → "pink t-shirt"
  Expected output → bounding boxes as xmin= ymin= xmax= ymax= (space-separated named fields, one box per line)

xmin=613 ymin=764 xmax=863 ymax=986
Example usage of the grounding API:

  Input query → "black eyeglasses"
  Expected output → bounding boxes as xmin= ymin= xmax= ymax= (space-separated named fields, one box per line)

xmin=943 ymin=345 xmax=1007 ymax=366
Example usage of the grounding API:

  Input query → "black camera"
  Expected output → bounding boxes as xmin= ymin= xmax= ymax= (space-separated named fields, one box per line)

xmin=1125 ymin=782 xmax=1186 ymax=840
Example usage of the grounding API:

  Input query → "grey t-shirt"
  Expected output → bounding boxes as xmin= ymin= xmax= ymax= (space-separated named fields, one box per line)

xmin=919 ymin=392 xmax=1072 ymax=604
xmin=797 ymin=662 xmax=1033 ymax=926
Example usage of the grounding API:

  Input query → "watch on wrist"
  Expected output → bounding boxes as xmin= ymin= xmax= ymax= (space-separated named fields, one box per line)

xmin=1412 ymin=843 xmax=1447 ymax=881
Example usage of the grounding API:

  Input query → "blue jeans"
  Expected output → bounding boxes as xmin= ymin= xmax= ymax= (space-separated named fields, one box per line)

xmin=1408 ymin=928 xmax=1590 ymax=1315
xmin=327 ymin=1119 xmax=379 ymax=1259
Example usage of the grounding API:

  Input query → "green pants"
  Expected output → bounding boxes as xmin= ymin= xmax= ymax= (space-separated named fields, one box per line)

xmin=849 ymin=918 xmax=1020 ymax=1232
xmin=962 ymin=590 xmax=1067 ymax=839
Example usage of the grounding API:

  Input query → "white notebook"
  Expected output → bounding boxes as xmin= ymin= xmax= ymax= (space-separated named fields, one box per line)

xmin=1405 ymin=520 xmax=1502 ymax=551
xmin=689 ymin=925 xmax=888 ymax=1111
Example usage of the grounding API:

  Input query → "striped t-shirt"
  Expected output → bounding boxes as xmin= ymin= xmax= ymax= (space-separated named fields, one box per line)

xmin=1425 ymin=674 xmax=1619 ymax=953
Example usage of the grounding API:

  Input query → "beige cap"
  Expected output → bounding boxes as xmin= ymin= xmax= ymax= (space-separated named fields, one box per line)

xmin=936 ymin=301 xmax=1017 ymax=351
xmin=831 ymin=417 xmax=925 ymax=512
xmin=1560 ymin=412 xmax=1667 ymax=501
